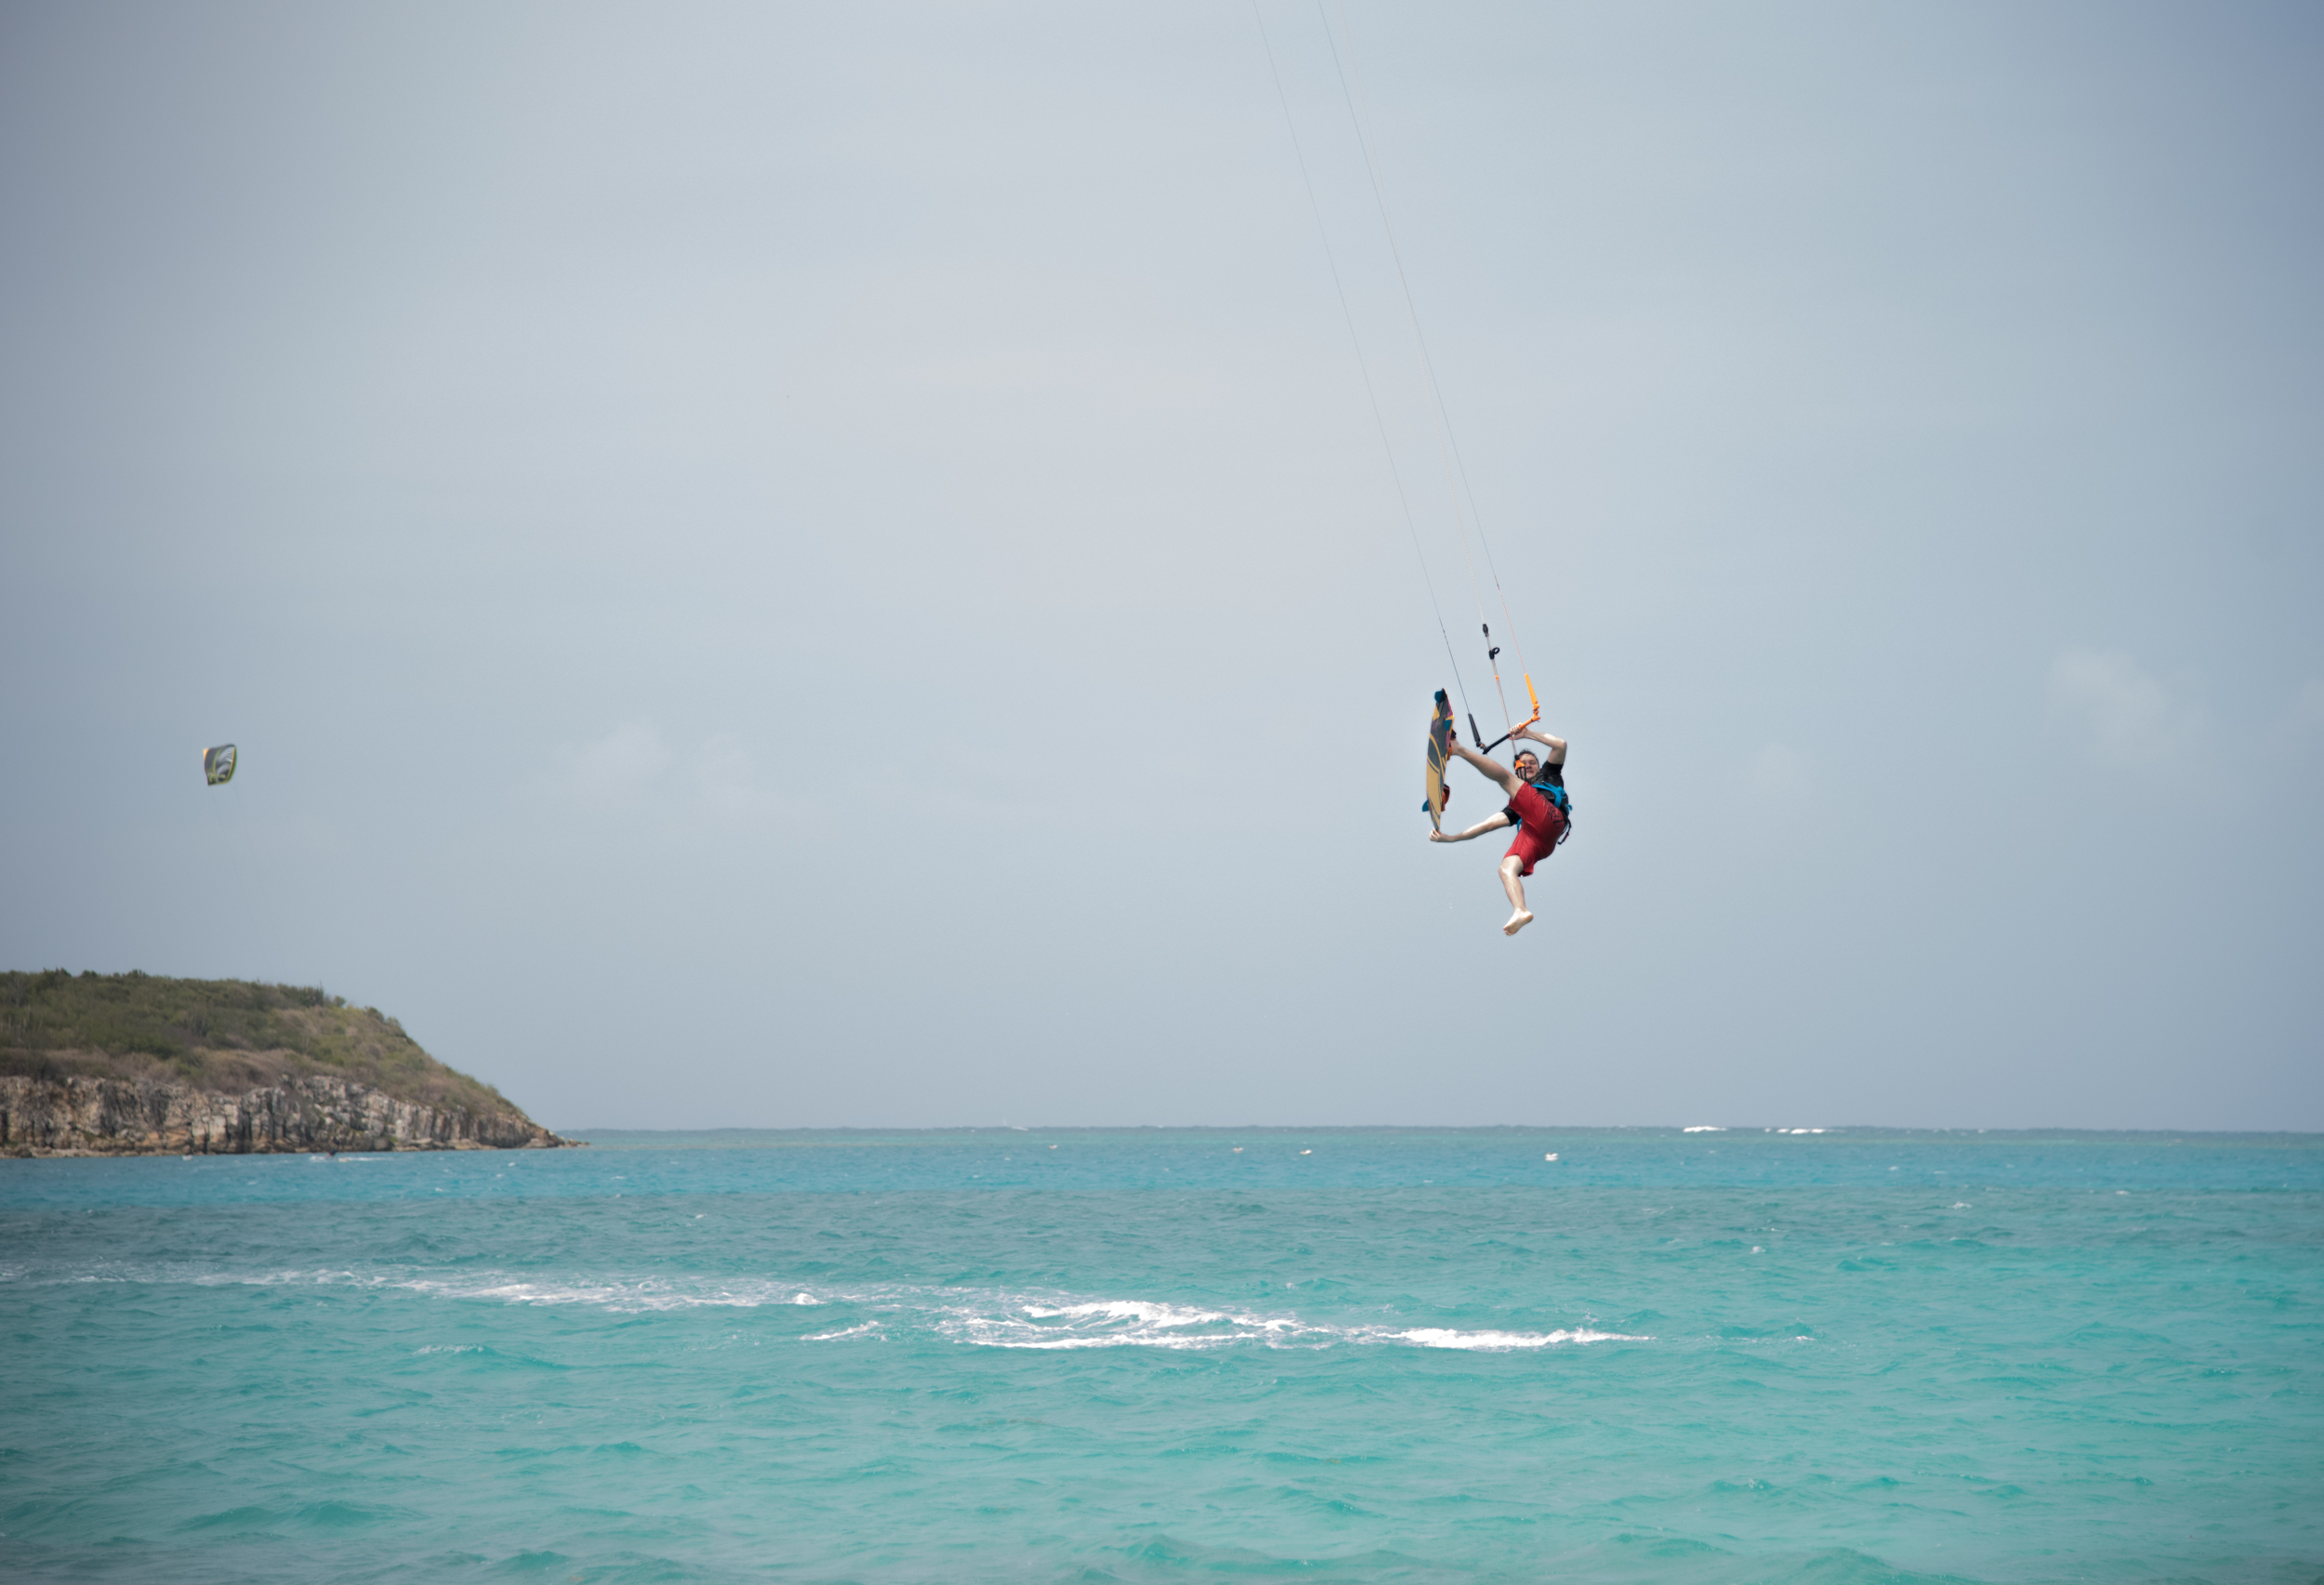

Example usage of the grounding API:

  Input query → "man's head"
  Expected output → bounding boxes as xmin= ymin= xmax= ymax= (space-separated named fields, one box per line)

xmin=1513 ymin=749 xmax=1541 ymax=780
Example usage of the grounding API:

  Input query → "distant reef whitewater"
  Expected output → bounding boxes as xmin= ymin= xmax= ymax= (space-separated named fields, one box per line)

xmin=0 ymin=970 xmax=575 ymax=1156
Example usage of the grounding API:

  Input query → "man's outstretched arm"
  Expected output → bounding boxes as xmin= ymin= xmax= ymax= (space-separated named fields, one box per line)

xmin=1446 ymin=735 xmax=1522 ymax=795
xmin=1512 ymin=723 xmax=1566 ymax=764
xmin=1430 ymin=812 xmax=1513 ymax=844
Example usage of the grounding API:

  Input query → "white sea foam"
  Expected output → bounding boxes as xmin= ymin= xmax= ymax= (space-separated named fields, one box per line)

xmin=1380 ymin=1327 xmax=1640 ymax=1351
xmin=941 ymin=1297 xmax=1257 ymax=1351
xmin=416 ymin=1276 xmax=785 ymax=1312
xmin=801 ymin=1321 xmax=883 ymax=1341
xmin=931 ymin=1298 xmax=1644 ymax=1354
xmin=1023 ymin=1299 xmax=1228 ymax=1325
xmin=134 ymin=1264 xmax=1651 ymax=1353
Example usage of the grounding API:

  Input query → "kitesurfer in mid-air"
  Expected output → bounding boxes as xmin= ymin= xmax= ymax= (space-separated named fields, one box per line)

xmin=1431 ymin=724 xmax=1569 ymax=936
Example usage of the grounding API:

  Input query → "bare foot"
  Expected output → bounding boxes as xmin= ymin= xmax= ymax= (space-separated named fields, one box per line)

xmin=1502 ymin=909 xmax=1534 ymax=937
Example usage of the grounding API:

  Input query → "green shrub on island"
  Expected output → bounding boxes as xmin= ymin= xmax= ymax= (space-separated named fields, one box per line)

xmin=0 ymin=969 xmax=514 ymax=1116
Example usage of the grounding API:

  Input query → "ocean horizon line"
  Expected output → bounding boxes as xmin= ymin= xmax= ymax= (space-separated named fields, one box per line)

xmin=556 ymin=1122 xmax=2324 ymax=1144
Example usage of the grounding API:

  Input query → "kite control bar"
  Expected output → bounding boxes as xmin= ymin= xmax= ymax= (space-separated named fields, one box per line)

xmin=1472 ymin=673 xmax=1542 ymax=756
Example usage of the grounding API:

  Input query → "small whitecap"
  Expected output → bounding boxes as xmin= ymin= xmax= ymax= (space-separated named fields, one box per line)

xmin=802 ymin=1321 xmax=883 ymax=1342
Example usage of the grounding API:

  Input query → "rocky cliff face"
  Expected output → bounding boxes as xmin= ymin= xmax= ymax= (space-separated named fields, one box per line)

xmin=0 ymin=1072 xmax=572 ymax=1156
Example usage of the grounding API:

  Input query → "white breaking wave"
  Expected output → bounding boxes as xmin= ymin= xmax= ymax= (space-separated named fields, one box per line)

xmin=1383 ymin=1327 xmax=1637 ymax=1351
xmin=952 ymin=1297 xmax=1276 ymax=1351
xmin=918 ymin=1295 xmax=1644 ymax=1353
xmin=151 ymin=1265 xmax=1646 ymax=1353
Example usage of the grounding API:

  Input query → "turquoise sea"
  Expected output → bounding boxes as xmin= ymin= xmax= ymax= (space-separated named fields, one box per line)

xmin=2 ymin=1129 xmax=2318 ymax=1583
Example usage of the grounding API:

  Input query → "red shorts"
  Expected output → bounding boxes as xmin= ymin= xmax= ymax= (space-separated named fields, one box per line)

xmin=1503 ymin=784 xmax=1566 ymax=877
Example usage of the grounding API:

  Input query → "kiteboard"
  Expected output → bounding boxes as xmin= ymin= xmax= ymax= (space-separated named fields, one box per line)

xmin=204 ymin=744 xmax=237 ymax=786
xmin=1423 ymin=690 xmax=1454 ymax=830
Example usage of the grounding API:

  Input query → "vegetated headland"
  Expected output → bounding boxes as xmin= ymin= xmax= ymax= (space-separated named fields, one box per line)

xmin=0 ymin=970 xmax=574 ymax=1156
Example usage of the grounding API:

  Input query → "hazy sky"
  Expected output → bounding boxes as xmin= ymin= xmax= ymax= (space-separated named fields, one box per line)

xmin=3 ymin=2 xmax=2317 ymax=1130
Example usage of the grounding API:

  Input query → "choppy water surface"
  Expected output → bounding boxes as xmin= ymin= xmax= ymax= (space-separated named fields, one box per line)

xmin=2 ymin=1129 xmax=2317 ymax=1583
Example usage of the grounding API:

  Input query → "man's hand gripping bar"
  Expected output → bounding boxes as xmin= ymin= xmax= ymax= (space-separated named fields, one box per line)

xmin=1475 ymin=675 xmax=1542 ymax=756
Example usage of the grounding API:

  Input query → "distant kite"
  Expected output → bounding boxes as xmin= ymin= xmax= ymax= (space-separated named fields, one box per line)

xmin=203 ymin=745 xmax=237 ymax=786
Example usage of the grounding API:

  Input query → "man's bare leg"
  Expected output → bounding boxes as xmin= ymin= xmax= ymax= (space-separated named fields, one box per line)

xmin=1447 ymin=737 xmax=1522 ymax=798
xmin=1499 ymin=855 xmax=1534 ymax=936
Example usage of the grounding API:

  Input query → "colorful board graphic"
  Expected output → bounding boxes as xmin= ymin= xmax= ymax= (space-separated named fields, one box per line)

xmin=1423 ymin=690 xmax=1454 ymax=831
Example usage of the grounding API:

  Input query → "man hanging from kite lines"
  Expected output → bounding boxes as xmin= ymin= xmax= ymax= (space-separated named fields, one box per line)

xmin=1248 ymin=4 xmax=1578 ymax=936
xmin=1432 ymin=721 xmax=1570 ymax=937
